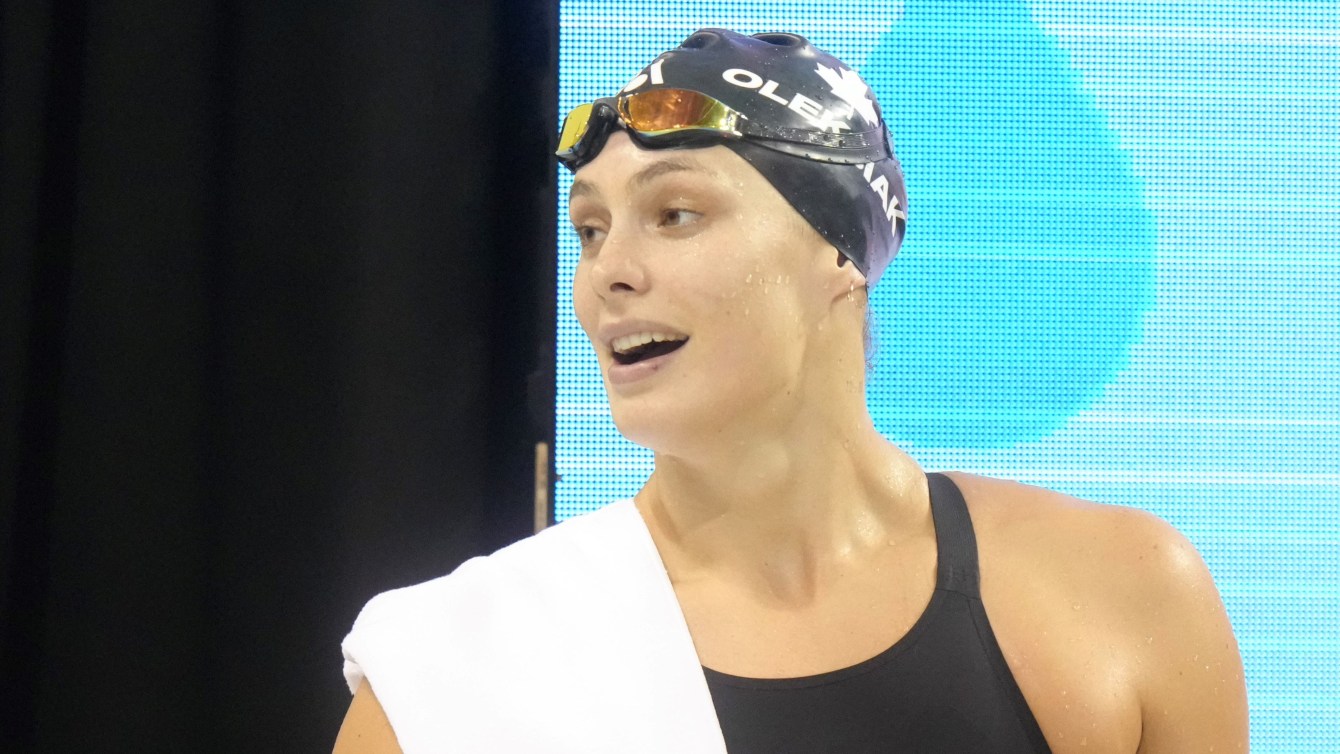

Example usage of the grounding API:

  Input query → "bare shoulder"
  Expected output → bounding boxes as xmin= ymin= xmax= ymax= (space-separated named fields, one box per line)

xmin=333 ymin=681 xmax=403 ymax=754
xmin=944 ymin=470 xmax=1225 ymax=638
xmin=945 ymin=472 xmax=1248 ymax=752
xmin=944 ymin=471 xmax=1199 ymax=586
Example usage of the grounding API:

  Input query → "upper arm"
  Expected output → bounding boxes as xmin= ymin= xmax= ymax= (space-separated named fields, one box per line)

xmin=1126 ymin=512 xmax=1249 ymax=752
xmin=333 ymin=680 xmax=403 ymax=754
xmin=955 ymin=473 xmax=1250 ymax=750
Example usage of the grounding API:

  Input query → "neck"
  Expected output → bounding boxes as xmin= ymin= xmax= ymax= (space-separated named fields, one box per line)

xmin=634 ymin=400 xmax=925 ymax=605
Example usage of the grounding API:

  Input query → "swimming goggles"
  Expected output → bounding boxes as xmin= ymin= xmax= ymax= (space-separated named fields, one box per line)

xmin=556 ymin=88 xmax=890 ymax=171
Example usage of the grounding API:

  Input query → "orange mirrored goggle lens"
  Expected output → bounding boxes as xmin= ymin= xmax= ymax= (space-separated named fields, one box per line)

xmin=556 ymin=89 xmax=741 ymax=156
xmin=618 ymin=89 xmax=739 ymax=136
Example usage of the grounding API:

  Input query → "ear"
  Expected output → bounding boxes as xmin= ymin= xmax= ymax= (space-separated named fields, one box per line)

xmin=822 ymin=248 xmax=869 ymax=303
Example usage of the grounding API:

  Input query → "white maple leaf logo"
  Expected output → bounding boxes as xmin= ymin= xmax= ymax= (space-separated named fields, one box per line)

xmin=815 ymin=64 xmax=878 ymax=125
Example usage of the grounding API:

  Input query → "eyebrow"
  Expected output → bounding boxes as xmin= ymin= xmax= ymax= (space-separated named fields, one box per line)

xmin=568 ymin=157 xmax=714 ymax=203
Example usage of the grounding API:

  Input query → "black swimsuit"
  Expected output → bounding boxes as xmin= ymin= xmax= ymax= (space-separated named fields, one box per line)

xmin=703 ymin=473 xmax=1052 ymax=752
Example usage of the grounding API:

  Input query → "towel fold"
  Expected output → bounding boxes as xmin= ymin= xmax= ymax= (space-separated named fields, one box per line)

xmin=342 ymin=500 xmax=728 ymax=753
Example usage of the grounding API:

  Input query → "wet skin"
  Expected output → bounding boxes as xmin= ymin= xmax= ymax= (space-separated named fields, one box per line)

xmin=334 ymin=132 xmax=1248 ymax=753
xmin=568 ymin=132 xmax=1248 ymax=753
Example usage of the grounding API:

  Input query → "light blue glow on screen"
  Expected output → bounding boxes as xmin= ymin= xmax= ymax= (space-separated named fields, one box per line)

xmin=556 ymin=1 xmax=1339 ymax=749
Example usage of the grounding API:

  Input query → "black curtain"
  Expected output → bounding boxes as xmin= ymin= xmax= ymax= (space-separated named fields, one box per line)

xmin=1 ymin=0 xmax=555 ymax=749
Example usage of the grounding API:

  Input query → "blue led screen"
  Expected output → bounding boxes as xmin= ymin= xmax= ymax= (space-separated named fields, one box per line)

xmin=556 ymin=2 xmax=1339 ymax=749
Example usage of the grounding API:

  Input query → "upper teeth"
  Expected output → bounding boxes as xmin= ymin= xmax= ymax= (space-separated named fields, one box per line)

xmin=611 ymin=331 xmax=686 ymax=354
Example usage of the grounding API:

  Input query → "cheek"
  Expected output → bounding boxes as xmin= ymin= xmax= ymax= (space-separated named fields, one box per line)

xmin=693 ymin=279 xmax=811 ymax=377
xmin=571 ymin=264 xmax=599 ymax=338
xmin=721 ymin=265 xmax=813 ymax=330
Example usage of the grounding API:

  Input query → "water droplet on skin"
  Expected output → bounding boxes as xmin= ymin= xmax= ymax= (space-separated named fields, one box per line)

xmin=746 ymin=274 xmax=752 ymax=283
xmin=1072 ymin=603 xmax=1082 ymax=611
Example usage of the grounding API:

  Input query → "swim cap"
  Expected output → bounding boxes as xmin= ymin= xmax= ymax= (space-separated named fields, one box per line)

xmin=570 ymin=29 xmax=908 ymax=286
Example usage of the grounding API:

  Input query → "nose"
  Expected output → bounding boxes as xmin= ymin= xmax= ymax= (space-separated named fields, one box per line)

xmin=585 ymin=223 xmax=648 ymax=299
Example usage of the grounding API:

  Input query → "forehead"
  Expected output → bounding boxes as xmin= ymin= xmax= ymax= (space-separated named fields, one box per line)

xmin=567 ymin=132 xmax=756 ymax=203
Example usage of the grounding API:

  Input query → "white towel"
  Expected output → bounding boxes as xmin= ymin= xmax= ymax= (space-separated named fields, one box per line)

xmin=342 ymin=500 xmax=728 ymax=753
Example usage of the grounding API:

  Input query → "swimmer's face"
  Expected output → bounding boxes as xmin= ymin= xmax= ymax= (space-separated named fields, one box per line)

xmin=568 ymin=131 xmax=861 ymax=452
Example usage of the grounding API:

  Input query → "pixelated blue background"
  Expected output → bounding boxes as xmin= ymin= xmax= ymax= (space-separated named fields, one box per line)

xmin=556 ymin=2 xmax=1339 ymax=749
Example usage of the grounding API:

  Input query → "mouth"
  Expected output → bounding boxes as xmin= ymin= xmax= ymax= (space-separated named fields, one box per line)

xmin=610 ymin=332 xmax=689 ymax=366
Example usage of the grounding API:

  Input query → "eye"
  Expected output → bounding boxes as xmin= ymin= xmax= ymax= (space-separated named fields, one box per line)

xmin=573 ymin=223 xmax=606 ymax=248
xmin=659 ymin=208 xmax=702 ymax=228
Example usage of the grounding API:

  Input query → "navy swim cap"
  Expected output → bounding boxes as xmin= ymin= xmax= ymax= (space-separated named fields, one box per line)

xmin=576 ymin=29 xmax=908 ymax=286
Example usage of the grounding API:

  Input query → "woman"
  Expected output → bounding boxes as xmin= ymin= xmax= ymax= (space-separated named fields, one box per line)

xmin=335 ymin=30 xmax=1247 ymax=753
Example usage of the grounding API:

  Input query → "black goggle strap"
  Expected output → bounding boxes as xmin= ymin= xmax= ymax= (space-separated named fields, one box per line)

xmin=741 ymin=125 xmax=891 ymax=165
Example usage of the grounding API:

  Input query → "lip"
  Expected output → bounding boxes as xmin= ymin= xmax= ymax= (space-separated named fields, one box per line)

xmin=597 ymin=319 xmax=690 ymax=352
xmin=598 ymin=319 xmax=690 ymax=387
xmin=607 ymin=339 xmax=687 ymax=385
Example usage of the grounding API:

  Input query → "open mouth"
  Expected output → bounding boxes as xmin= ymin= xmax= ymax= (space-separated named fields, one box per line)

xmin=611 ymin=333 xmax=689 ymax=366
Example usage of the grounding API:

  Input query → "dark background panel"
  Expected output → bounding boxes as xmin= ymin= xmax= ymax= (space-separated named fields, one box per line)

xmin=0 ymin=0 xmax=556 ymax=750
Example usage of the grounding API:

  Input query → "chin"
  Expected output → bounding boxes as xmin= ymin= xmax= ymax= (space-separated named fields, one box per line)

xmin=602 ymin=354 xmax=785 ymax=452
xmin=608 ymin=402 xmax=683 ymax=452
xmin=610 ymin=388 xmax=769 ymax=460
xmin=607 ymin=392 xmax=717 ymax=455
